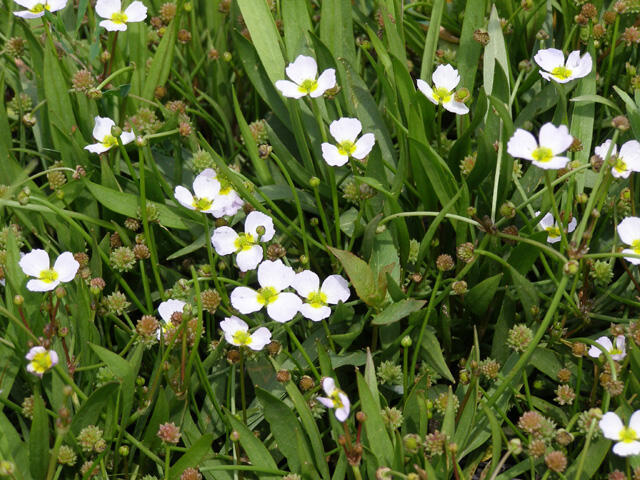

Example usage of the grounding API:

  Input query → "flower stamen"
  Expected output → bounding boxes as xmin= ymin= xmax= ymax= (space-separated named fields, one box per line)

xmin=532 ymin=146 xmax=553 ymax=163
xmin=39 ymin=268 xmax=59 ymax=283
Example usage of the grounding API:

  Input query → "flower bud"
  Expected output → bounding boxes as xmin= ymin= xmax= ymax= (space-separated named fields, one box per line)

xmin=401 ymin=335 xmax=412 ymax=348
xmin=111 ymin=125 xmax=123 ymax=137
xmin=309 ymin=176 xmax=321 ymax=188
xmin=563 ymin=260 xmax=579 ymax=275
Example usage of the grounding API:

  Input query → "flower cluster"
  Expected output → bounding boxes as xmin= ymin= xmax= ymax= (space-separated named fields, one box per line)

xmin=174 ymin=168 xmax=243 ymax=218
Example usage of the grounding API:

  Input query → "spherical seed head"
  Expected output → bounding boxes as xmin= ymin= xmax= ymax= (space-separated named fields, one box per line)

xmin=580 ymin=2 xmax=597 ymax=17
xmin=518 ymin=411 xmax=544 ymax=434
xmin=528 ymin=438 xmax=546 ymax=458
xmin=434 ymin=392 xmax=459 ymax=415
xmin=47 ymin=165 xmax=67 ymax=190
xmin=266 ymin=340 xmax=281 ymax=356
xmin=6 ymin=37 xmax=26 ymax=57
xmin=105 ymin=291 xmax=130 ymax=315
xmin=180 ymin=467 xmax=202 ymax=480
xmin=609 ymin=471 xmax=626 ymax=480
xmin=200 ymin=289 xmax=221 ymax=313
xmin=159 ymin=2 xmax=177 ymax=22
xmin=507 ymin=324 xmax=533 ymax=352
xmin=556 ymin=368 xmax=571 ymax=383
xmin=436 ymin=254 xmax=454 ymax=272
xmin=572 ymin=342 xmax=587 ymax=357
xmin=499 ymin=201 xmax=516 ymax=219
xmin=57 ymin=445 xmax=77 ymax=466
xmin=479 ymin=358 xmax=501 ymax=379
xmin=381 ymin=407 xmax=403 ymax=430
xmin=136 ymin=315 xmax=159 ymax=339
xmin=456 ymin=242 xmax=475 ymax=263
xmin=460 ymin=154 xmax=476 ymax=176
xmin=612 ymin=115 xmax=631 ymax=131
xmin=575 ymin=13 xmax=588 ymax=25
xmin=77 ymin=425 xmax=104 ymax=453
xmin=563 ymin=260 xmax=579 ymax=276
xmin=111 ymin=246 xmax=136 ymax=272
xmin=545 ymin=451 xmax=567 ymax=473
xmin=133 ymin=244 xmax=150 ymax=260
xmin=593 ymin=23 xmax=605 ymax=38
xmin=71 ymin=69 xmax=96 ymax=93
xmin=377 ymin=360 xmax=403 ymax=385
xmin=554 ymin=384 xmax=575 ymax=405
xmin=401 ymin=335 xmax=412 ymax=348
xmin=276 ymin=370 xmax=291 ymax=383
xmin=555 ymin=429 xmax=574 ymax=446
xmin=123 ymin=218 xmax=140 ymax=231
xmin=226 ymin=349 xmax=241 ymax=364
xmin=424 ymin=430 xmax=447 ymax=456
xmin=603 ymin=10 xmax=617 ymax=23
xmin=577 ymin=408 xmax=602 ymax=435
xmin=299 ymin=375 xmax=315 ymax=391
xmin=266 ymin=243 xmax=286 ymax=261
xmin=178 ymin=29 xmax=192 ymax=44
xmin=21 ymin=395 xmax=35 ymax=419
xmin=472 ymin=29 xmax=490 ymax=45
xmin=614 ymin=0 xmax=627 ymax=12
xmin=157 ymin=422 xmax=181 ymax=444
xmin=590 ymin=260 xmax=613 ymax=286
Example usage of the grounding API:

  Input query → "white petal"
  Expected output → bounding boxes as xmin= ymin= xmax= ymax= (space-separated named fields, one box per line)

xmin=235 ymin=246 xmax=263 ymax=272
xmin=257 ymin=259 xmax=294 ymax=292
xmin=92 ymin=116 xmax=115 ymax=141
xmin=211 ymin=226 xmax=239 ymax=256
xmin=588 ymin=344 xmax=603 ymax=358
xmin=285 ymin=55 xmax=317 ymax=85
xmin=329 ymin=118 xmax=362 ymax=144
xmin=244 ymin=211 xmax=275 ymax=241
xmin=538 ymin=212 xmax=555 ymax=230
xmin=49 ymin=350 xmax=59 ymax=366
xmin=534 ymin=48 xmax=565 ymax=73
xmin=53 ymin=252 xmax=79 ymax=282
xmin=600 ymin=412 xmax=624 ymax=440
xmin=100 ymin=19 xmax=127 ymax=31
xmin=416 ymin=79 xmax=438 ymax=106
xmin=220 ymin=315 xmax=248 ymax=335
xmin=565 ymin=50 xmax=583 ymax=71
xmin=120 ymin=130 xmax=135 ymax=145
xmin=613 ymin=441 xmax=640 ymax=457
xmin=123 ymin=0 xmax=146 ymax=21
xmin=47 ymin=0 xmax=67 ymax=11
xmin=14 ymin=0 xmax=38 ymax=9
xmin=84 ymin=142 xmax=111 ymax=154
xmin=316 ymin=396 xmax=334 ymax=409
xmin=322 ymin=377 xmax=336 ymax=395
xmin=597 ymin=336 xmax=614 ymax=352
xmin=266 ymin=292 xmax=302 ymax=323
xmin=617 ymin=217 xmax=640 ymax=245
xmin=442 ymin=99 xmax=469 ymax=115
xmin=611 ymin=167 xmax=630 ymax=179
xmin=321 ymin=143 xmax=348 ymax=167
xmin=14 ymin=10 xmax=45 ymax=17
xmin=26 ymin=346 xmax=46 ymax=360
xmin=352 ymin=133 xmax=376 ymax=159
xmin=538 ymin=71 xmax=553 ymax=82
xmin=335 ymin=392 xmax=350 ymax=422
xmin=431 ymin=64 xmax=460 ymax=91
xmin=321 ymin=275 xmax=350 ymax=304
xmin=629 ymin=411 xmax=640 ymax=434
xmin=539 ymin=123 xmax=573 ymax=155
xmin=532 ymin=155 xmax=569 ymax=170
xmin=95 ymin=0 xmax=120 ymax=18
xmin=623 ymin=248 xmax=640 ymax=265
xmin=311 ymin=69 xmax=336 ymax=97
xmin=230 ymin=286 xmax=262 ymax=314
xmin=174 ymin=186 xmax=196 ymax=210
xmin=292 ymin=270 xmax=320 ymax=298
xmin=20 ymin=249 xmax=50 ymax=277
xmin=546 ymin=233 xmax=561 ymax=244
xmin=614 ymin=335 xmax=626 ymax=359
xmin=571 ymin=52 xmax=592 ymax=79
xmin=567 ymin=217 xmax=577 ymax=233
xmin=620 ymin=141 xmax=640 ymax=171
xmin=193 ymin=169 xmax=220 ymax=199
xmin=507 ymin=129 xmax=538 ymax=161
xmin=275 ymin=80 xmax=307 ymax=99
xmin=27 ymin=279 xmax=59 ymax=292
xmin=595 ymin=140 xmax=617 ymax=160
xmin=299 ymin=303 xmax=331 ymax=321
xmin=248 ymin=327 xmax=271 ymax=351
xmin=158 ymin=299 xmax=185 ymax=322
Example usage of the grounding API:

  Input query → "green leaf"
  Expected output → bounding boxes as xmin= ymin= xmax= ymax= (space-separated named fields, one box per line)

xmin=169 ymin=434 xmax=214 ymax=480
xmin=372 ymin=299 xmax=426 ymax=326
xmin=142 ymin=17 xmax=179 ymax=100
xmin=282 ymin=0 xmax=312 ymax=59
xmin=570 ymin=94 xmax=621 ymax=113
xmin=328 ymin=247 xmax=384 ymax=307
xmin=319 ymin=0 xmax=356 ymax=66
xmin=419 ymin=0 xmax=445 ymax=81
xmin=227 ymin=414 xmax=280 ymax=480
xmin=29 ymin=393 xmax=49 ymax=480
xmin=356 ymin=372 xmax=393 ymax=467
xmin=465 ymin=274 xmax=503 ymax=315
xmin=483 ymin=5 xmax=510 ymax=95
xmin=420 ymin=326 xmax=454 ymax=382
xmin=70 ymin=383 xmax=119 ymax=435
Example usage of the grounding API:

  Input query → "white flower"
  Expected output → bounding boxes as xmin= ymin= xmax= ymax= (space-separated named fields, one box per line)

xmin=416 ymin=64 xmax=469 ymax=115
xmin=13 ymin=0 xmax=66 ymax=18
xmin=157 ymin=298 xmax=186 ymax=339
xmin=211 ymin=211 xmax=275 ymax=272
xmin=507 ymin=122 xmax=573 ymax=170
xmin=317 ymin=377 xmax=350 ymax=422
xmin=275 ymin=55 xmax=336 ymax=99
xmin=534 ymin=48 xmax=592 ymax=83
xmin=230 ymin=259 xmax=302 ymax=323
xmin=600 ymin=411 xmax=640 ymax=456
xmin=588 ymin=335 xmax=626 ymax=361
xmin=536 ymin=211 xmax=577 ymax=244
xmin=95 ymin=0 xmax=147 ymax=31
xmin=84 ymin=116 xmax=135 ymax=154
xmin=292 ymin=270 xmax=350 ymax=321
xmin=595 ymin=140 xmax=640 ymax=179
xmin=174 ymin=168 xmax=222 ymax=214
xmin=19 ymin=249 xmax=79 ymax=292
xmin=321 ymin=118 xmax=375 ymax=167
xmin=26 ymin=346 xmax=58 ymax=377
xmin=617 ymin=217 xmax=640 ymax=265
xmin=220 ymin=316 xmax=271 ymax=351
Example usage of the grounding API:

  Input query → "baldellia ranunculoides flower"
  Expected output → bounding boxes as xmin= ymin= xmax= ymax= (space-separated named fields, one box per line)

xmin=617 ymin=217 xmax=640 ymax=265
xmin=595 ymin=139 xmax=640 ymax=179
xmin=26 ymin=346 xmax=58 ymax=377
xmin=211 ymin=211 xmax=275 ymax=272
xmin=230 ymin=259 xmax=302 ymax=323
xmin=600 ymin=411 xmax=640 ymax=456
xmin=588 ymin=335 xmax=626 ymax=361
xmin=85 ymin=116 xmax=135 ymax=154
xmin=534 ymin=48 xmax=592 ymax=83
xmin=220 ymin=316 xmax=271 ymax=351
xmin=507 ymin=123 xmax=573 ymax=170
xmin=292 ymin=270 xmax=350 ymax=321
xmin=19 ymin=249 xmax=79 ymax=292
xmin=275 ymin=55 xmax=336 ymax=99
xmin=174 ymin=168 xmax=243 ymax=218
xmin=321 ymin=118 xmax=375 ymax=167
xmin=13 ymin=0 xmax=66 ymax=18
xmin=416 ymin=64 xmax=469 ymax=115
xmin=536 ymin=211 xmax=577 ymax=244
xmin=95 ymin=0 xmax=147 ymax=31
xmin=157 ymin=299 xmax=186 ymax=339
xmin=317 ymin=377 xmax=350 ymax=422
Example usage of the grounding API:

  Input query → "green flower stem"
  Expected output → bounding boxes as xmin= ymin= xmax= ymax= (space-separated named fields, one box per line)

xmin=490 ymin=122 xmax=505 ymax=223
xmin=139 ymin=260 xmax=152 ymax=312
xmin=403 ymin=342 xmax=409 ymax=403
xmin=378 ymin=210 xmax=481 ymax=228
xmin=604 ymin=15 xmax=620 ymax=98
xmin=494 ymin=233 xmax=568 ymax=264
xmin=164 ymin=444 xmax=171 ymax=480
xmin=312 ymin=183 xmax=334 ymax=248
xmin=328 ymin=167 xmax=341 ymax=247
xmin=116 ymin=132 xmax=138 ymax=182
xmin=46 ymin=432 xmax=65 ymax=480
xmin=239 ymin=348 xmax=247 ymax=424
xmin=271 ymin=152 xmax=309 ymax=259
xmin=321 ymin=319 xmax=336 ymax=352
xmin=584 ymin=252 xmax=640 ymax=261
xmin=574 ymin=419 xmax=596 ymax=480
xmin=143 ymin=128 xmax=180 ymax=141
xmin=199 ymin=465 xmax=290 ymax=475
xmin=487 ymin=449 xmax=512 ymax=480
xmin=544 ymin=170 xmax=569 ymax=253
xmin=485 ymin=275 xmax=569 ymax=409
xmin=410 ymin=270 xmax=443 ymax=384
xmin=284 ymin=323 xmax=321 ymax=381
xmin=96 ymin=65 xmax=134 ymax=91
xmin=573 ymin=337 xmax=617 ymax=412
xmin=351 ymin=465 xmax=363 ymax=480
xmin=572 ymin=356 xmax=583 ymax=416
xmin=289 ymin=102 xmax=316 ymax=175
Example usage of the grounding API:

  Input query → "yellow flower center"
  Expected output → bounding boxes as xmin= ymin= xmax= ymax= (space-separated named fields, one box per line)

xmin=614 ymin=157 xmax=628 ymax=173
xmin=298 ymin=79 xmax=318 ymax=94
xmin=337 ymin=140 xmax=356 ymax=157
xmin=234 ymin=233 xmax=256 ymax=252
xmin=620 ymin=426 xmax=637 ymax=443
xmin=111 ymin=11 xmax=128 ymax=23
xmin=232 ymin=330 xmax=253 ymax=346
xmin=545 ymin=226 xmax=561 ymax=239
xmin=632 ymin=239 xmax=640 ymax=255
xmin=192 ymin=197 xmax=213 ymax=211
xmin=30 ymin=351 xmax=53 ymax=374
xmin=551 ymin=66 xmax=572 ymax=80
xmin=432 ymin=87 xmax=452 ymax=104
xmin=257 ymin=286 xmax=278 ymax=305
xmin=610 ymin=347 xmax=623 ymax=355
xmin=532 ymin=146 xmax=553 ymax=163
xmin=330 ymin=390 xmax=344 ymax=408
xmin=39 ymin=268 xmax=59 ymax=283
xmin=218 ymin=176 xmax=232 ymax=195
xmin=102 ymin=134 xmax=119 ymax=149
xmin=30 ymin=3 xmax=48 ymax=12
xmin=307 ymin=291 xmax=328 ymax=309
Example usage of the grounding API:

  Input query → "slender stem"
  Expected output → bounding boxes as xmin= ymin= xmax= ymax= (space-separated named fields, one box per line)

xmin=239 ymin=348 xmax=247 ymax=424
xmin=312 ymin=183 xmax=333 ymax=248
xmin=379 ymin=211 xmax=481 ymax=228
xmin=575 ymin=420 xmax=596 ymax=480
xmin=328 ymin=167 xmax=341 ymax=247
xmin=284 ymin=323 xmax=321 ymax=381
xmin=544 ymin=170 xmax=568 ymax=252
xmin=164 ymin=445 xmax=171 ymax=480
xmin=410 ymin=271 xmax=443 ymax=384
xmin=490 ymin=121 xmax=504 ymax=222
xmin=321 ymin=319 xmax=336 ymax=352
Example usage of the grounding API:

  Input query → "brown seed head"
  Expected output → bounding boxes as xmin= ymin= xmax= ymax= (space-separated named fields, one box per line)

xmin=157 ymin=422 xmax=181 ymax=444
xmin=545 ymin=451 xmax=567 ymax=473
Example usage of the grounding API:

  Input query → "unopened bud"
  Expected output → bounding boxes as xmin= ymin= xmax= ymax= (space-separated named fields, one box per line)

xmin=111 ymin=125 xmax=122 ymax=137
xmin=401 ymin=336 xmax=412 ymax=348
